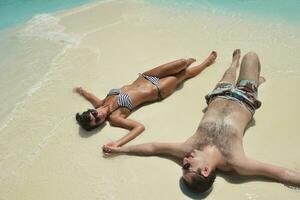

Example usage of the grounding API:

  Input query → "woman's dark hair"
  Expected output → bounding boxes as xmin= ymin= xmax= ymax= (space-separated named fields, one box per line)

xmin=76 ymin=110 xmax=98 ymax=131
xmin=183 ymin=170 xmax=216 ymax=193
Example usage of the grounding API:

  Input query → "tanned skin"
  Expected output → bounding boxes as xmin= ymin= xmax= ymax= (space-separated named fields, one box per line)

xmin=103 ymin=50 xmax=300 ymax=189
xmin=75 ymin=52 xmax=217 ymax=148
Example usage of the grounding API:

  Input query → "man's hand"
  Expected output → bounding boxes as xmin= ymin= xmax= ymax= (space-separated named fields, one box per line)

xmin=102 ymin=144 xmax=123 ymax=157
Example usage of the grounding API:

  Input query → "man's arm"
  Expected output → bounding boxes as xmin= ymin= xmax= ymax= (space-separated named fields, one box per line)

xmin=102 ymin=142 xmax=186 ymax=158
xmin=74 ymin=86 xmax=104 ymax=108
xmin=233 ymin=157 xmax=300 ymax=186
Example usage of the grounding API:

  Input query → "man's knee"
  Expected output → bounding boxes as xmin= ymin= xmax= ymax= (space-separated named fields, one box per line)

xmin=244 ymin=51 xmax=259 ymax=61
xmin=240 ymin=51 xmax=261 ymax=76
xmin=242 ymin=52 xmax=260 ymax=69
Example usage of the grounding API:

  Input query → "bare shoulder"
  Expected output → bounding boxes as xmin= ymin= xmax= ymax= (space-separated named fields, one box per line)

xmin=226 ymin=153 xmax=276 ymax=176
xmin=223 ymin=151 xmax=247 ymax=169
xmin=108 ymin=111 xmax=123 ymax=126
xmin=109 ymin=108 xmax=130 ymax=119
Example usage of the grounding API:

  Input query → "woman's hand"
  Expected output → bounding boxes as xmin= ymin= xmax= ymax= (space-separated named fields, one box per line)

xmin=73 ymin=86 xmax=104 ymax=107
xmin=102 ymin=141 xmax=121 ymax=156
xmin=74 ymin=86 xmax=84 ymax=95
xmin=105 ymin=141 xmax=119 ymax=148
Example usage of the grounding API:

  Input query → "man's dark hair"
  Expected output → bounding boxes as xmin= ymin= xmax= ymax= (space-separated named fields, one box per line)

xmin=76 ymin=110 xmax=98 ymax=131
xmin=183 ymin=170 xmax=216 ymax=193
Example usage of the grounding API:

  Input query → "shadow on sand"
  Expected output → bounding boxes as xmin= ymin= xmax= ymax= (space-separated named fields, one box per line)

xmin=78 ymin=122 xmax=107 ymax=138
xmin=179 ymin=177 xmax=213 ymax=199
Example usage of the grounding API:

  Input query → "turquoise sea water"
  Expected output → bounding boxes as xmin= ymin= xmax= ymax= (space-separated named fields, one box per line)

xmin=147 ymin=0 xmax=300 ymax=25
xmin=1 ymin=0 xmax=300 ymax=30
xmin=0 ymin=0 xmax=97 ymax=30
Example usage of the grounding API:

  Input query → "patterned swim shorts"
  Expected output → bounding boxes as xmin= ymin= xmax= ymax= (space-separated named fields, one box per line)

xmin=205 ymin=80 xmax=262 ymax=114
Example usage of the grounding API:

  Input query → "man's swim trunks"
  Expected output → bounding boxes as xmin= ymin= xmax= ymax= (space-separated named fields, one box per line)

xmin=205 ymin=80 xmax=261 ymax=114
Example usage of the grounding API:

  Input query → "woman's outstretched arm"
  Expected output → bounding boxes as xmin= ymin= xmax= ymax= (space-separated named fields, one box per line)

xmin=105 ymin=116 xmax=145 ymax=147
xmin=74 ymin=86 xmax=104 ymax=108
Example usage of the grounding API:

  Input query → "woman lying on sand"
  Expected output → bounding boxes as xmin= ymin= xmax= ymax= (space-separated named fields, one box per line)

xmin=75 ymin=51 xmax=217 ymax=148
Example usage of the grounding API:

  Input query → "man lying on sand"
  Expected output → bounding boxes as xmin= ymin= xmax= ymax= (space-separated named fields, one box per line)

xmin=103 ymin=50 xmax=300 ymax=193
xmin=75 ymin=52 xmax=216 ymax=148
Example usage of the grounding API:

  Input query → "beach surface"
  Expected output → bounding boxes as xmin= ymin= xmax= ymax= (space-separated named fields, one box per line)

xmin=0 ymin=0 xmax=300 ymax=199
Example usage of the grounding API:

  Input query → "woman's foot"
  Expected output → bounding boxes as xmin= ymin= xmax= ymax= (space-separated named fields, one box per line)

xmin=186 ymin=58 xmax=197 ymax=66
xmin=204 ymin=51 xmax=217 ymax=66
xmin=184 ymin=51 xmax=217 ymax=78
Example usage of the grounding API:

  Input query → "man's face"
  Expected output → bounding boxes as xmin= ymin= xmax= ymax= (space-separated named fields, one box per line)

xmin=181 ymin=151 xmax=203 ymax=184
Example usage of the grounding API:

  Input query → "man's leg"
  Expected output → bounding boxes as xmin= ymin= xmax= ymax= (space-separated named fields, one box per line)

xmin=219 ymin=49 xmax=241 ymax=84
xmin=237 ymin=51 xmax=265 ymax=86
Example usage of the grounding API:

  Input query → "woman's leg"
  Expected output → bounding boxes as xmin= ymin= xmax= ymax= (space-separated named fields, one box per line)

xmin=158 ymin=51 xmax=217 ymax=98
xmin=143 ymin=51 xmax=217 ymax=79
xmin=184 ymin=51 xmax=217 ymax=79
xmin=143 ymin=58 xmax=196 ymax=78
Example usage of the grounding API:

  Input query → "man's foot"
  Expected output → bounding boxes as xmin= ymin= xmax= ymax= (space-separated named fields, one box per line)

xmin=230 ymin=49 xmax=241 ymax=69
xmin=232 ymin=49 xmax=241 ymax=63
xmin=258 ymin=76 xmax=266 ymax=86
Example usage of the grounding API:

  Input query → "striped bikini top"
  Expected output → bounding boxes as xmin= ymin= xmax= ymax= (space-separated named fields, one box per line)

xmin=107 ymin=89 xmax=133 ymax=110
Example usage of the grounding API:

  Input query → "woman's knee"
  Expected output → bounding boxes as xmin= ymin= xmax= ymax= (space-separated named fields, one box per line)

xmin=177 ymin=58 xmax=187 ymax=66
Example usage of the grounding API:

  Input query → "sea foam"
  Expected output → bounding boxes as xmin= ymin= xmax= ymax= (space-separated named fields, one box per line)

xmin=21 ymin=14 xmax=80 ymax=45
xmin=0 ymin=14 xmax=80 ymax=132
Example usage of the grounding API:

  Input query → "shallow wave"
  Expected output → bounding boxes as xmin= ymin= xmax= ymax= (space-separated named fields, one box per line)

xmin=0 ymin=14 xmax=80 ymax=132
xmin=21 ymin=14 xmax=80 ymax=45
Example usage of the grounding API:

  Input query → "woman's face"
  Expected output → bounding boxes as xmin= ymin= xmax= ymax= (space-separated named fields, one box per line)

xmin=88 ymin=108 xmax=107 ymax=126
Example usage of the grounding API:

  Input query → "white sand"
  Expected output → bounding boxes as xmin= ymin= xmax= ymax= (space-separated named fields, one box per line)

xmin=0 ymin=0 xmax=300 ymax=199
